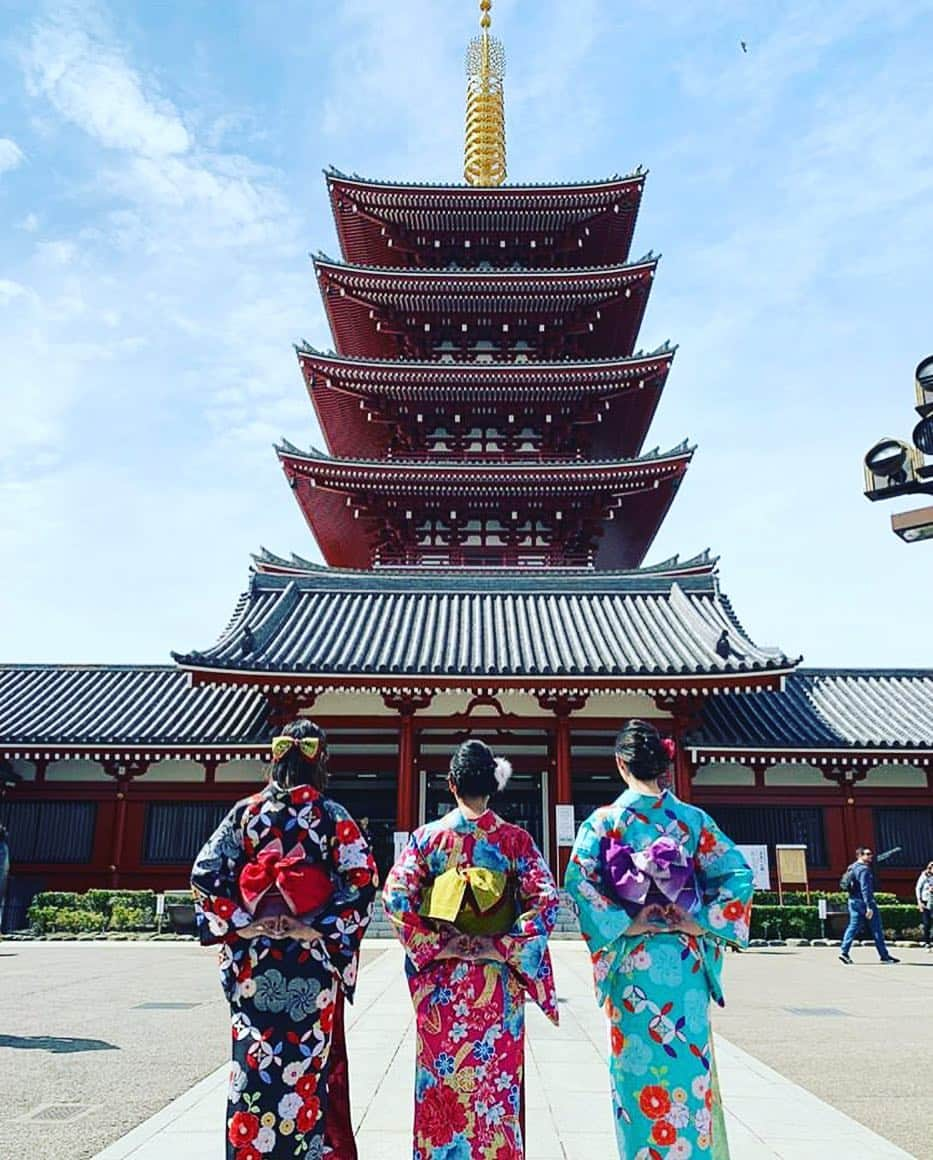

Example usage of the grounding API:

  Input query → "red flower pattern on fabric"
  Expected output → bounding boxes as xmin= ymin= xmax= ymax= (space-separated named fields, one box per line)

xmin=651 ymin=1119 xmax=677 ymax=1146
xmin=296 ymin=1097 xmax=321 ymax=1132
xmin=639 ymin=1085 xmax=672 ymax=1120
xmin=419 ymin=1083 xmax=468 ymax=1146
xmin=227 ymin=1110 xmax=259 ymax=1146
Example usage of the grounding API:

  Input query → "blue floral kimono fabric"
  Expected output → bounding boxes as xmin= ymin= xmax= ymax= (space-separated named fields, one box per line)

xmin=191 ymin=782 xmax=376 ymax=1160
xmin=565 ymin=789 xmax=753 ymax=1159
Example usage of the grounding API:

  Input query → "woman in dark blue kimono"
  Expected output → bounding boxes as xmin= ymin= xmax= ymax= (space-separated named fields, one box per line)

xmin=191 ymin=719 xmax=376 ymax=1160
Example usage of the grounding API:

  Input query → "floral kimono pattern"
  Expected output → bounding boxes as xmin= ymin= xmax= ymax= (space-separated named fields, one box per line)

xmin=565 ymin=789 xmax=753 ymax=1160
xmin=192 ymin=782 xmax=377 ymax=1160
xmin=383 ymin=808 xmax=559 ymax=1159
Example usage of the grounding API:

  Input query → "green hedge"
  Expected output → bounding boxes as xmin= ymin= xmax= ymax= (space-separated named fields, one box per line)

xmin=754 ymin=891 xmax=901 ymax=907
xmin=27 ymin=889 xmax=171 ymax=934
xmin=751 ymin=904 xmax=922 ymax=940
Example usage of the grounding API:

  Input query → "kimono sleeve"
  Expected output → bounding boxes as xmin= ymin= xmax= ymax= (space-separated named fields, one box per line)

xmin=311 ymin=802 xmax=378 ymax=992
xmin=190 ymin=804 xmax=254 ymax=946
xmin=382 ymin=833 xmax=447 ymax=971
xmin=490 ymin=834 xmax=560 ymax=1024
xmin=491 ymin=835 xmax=559 ymax=983
xmin=694 ymin=813 xmax=754 ymax=948
xmin=564 ymin=813 xmax=634 ymax=953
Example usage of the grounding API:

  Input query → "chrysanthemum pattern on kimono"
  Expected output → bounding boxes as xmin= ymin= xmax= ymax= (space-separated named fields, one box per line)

xmin=565 ymin=789 xmax=753 ymax=1160
xmin=192 ymin=782 xmax=376 ymax=1160
xmin=383 ymin=808 xmax=559 ymax=1159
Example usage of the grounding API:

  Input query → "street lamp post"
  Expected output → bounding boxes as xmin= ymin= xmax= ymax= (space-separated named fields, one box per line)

xmin=863 ymin=356 xmax=933 ymax=540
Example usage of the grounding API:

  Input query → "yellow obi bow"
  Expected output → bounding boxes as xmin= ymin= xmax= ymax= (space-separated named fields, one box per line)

xmin=420 ymin=867 xmax=515 ymax=936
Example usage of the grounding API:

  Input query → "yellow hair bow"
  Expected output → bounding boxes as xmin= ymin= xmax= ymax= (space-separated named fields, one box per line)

xmin=270 ymin=735 xmax=320 ymax=762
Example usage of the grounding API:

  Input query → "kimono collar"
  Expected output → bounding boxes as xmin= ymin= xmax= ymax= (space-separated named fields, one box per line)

xmin=264 ymin=780 xmax=321 ymax=807
xmin=453 ymin=806 xmax=496 ymax=832
xmin=616 ymin=786 xmax=672 ymax=811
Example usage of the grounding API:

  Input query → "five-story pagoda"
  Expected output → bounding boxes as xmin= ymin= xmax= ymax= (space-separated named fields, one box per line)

xmin=175 ymin=2 xmax=795 ymax=872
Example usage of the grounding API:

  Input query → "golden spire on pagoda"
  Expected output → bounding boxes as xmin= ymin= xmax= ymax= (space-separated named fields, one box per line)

xmin=464 ymin=0 xmax=506 ymax=186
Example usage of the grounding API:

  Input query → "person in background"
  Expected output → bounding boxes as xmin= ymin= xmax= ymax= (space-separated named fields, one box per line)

xmin=565 ymin=719 xmax=754 ymax=1160
xmin=915 ymin=860 xmax=933 ymax=951
xmin=839 ymin=846 xmax=899 ymax=965
xmin=191 ymin=718 xmax=377 ymax=1160
xmin=0 ymin=823 xmax=9 ymax=932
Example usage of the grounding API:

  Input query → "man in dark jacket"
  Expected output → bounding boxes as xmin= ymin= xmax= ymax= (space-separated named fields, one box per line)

xmin=0 ymin=824 xmax=9 ymax=931
xmin=839 ymin=846 xmax=899 ymax=964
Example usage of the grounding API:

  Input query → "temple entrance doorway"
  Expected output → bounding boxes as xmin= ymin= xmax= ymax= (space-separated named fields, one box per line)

xmin=327 ymin=773 xmax=396 ymax=878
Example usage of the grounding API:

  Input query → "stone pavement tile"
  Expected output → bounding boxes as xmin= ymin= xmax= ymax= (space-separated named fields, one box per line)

xmin=723 ymin=1115 xmax=777 ymax=1160
xmin=352 ymin=1130 xmax=411 ymax=1158
xmin=562 ymin=1131 xmax=625 ymax=1160
xmin=94 ymin=942 xmax=917 ymax=1160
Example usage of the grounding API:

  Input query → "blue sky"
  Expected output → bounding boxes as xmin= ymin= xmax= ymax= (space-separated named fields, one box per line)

xmin=1 ymin=0 xmax=932 ymax=667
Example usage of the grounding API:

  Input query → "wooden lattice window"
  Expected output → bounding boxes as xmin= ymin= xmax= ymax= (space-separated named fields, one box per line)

xmin=874 ymin=808 xmax=933 ymax=868
xmin=143 ymin=801 xmax=233 ymax=865
xmin=0 ymin=801 xmax=97 ymax=863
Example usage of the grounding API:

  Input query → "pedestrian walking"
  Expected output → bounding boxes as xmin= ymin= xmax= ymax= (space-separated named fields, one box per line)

xmin=839 ymin=846 xmax=899 ymax=964
xmin=191 ymin=718 xmax=377 ymax=1159
xmin=0 ymin=823 xmax=9 ymax=931
xmin=383 ymin=738 xmax=559 ymax=1159
xmin=565 ymin=719 xmax=753 ymax=1159
xmin=915 ymin=860 xmax=933 ymax=950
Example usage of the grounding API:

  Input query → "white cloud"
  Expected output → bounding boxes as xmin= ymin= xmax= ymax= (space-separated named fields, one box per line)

xmin=22 ymin=17 xmax=189 ymax=155
xmin=17 ymin=212 xmax=40 ymax=231
xmin=35 ymin=239 xmax=78 ymax=266
xmin=0 ymin=137 xmax=25 ymax=173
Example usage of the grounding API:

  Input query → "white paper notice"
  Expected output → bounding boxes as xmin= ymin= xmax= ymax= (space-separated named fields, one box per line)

xmin=555 ymin=804 xmax=577 ymax=848
xmin=737 ymin=844 xmax=771 ymax=891
xmin=393 ymin=830 xmax=410 ymax=863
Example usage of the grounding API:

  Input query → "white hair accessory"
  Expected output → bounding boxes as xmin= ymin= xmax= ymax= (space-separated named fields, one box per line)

xmin=493 ymin=757 xmax=513 ymax=791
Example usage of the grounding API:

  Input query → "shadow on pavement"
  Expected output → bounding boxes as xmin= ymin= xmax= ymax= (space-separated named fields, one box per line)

xmin=0 ymin=1034 xmax=119 ymax=1053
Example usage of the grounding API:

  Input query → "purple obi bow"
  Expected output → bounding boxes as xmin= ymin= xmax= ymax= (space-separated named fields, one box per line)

xmin=601 ymin=835 xmax=700 ymax=915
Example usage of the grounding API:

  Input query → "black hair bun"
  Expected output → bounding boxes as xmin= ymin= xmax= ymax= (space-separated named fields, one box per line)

xmin=449 ymin=739 xmax=507 ymax=798
xmin=613 ymin=719 xmax=671 ymax=781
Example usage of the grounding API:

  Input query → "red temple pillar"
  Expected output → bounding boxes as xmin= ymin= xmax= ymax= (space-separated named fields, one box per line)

xmin=656 ymin=694 xmax=705 ymax=802
xmin=104 ymin=762 xmax=146 ymax=887
xmin=538 ymin=694 xmax=587 ymax=880
xmin=385 ymin=694 xmax=432 ymax=840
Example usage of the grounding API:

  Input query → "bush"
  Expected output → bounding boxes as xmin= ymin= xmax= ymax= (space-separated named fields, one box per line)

xmin=109 ymin=904 xmax=154 ymax=931
xmin=53 ymin=909 xmax=108 ymax=933
xmin=751 ymin=903 xmax=920 ymax=940
xmin=754 ymin=890 xmax=900 ymax=907
xmin=28 ymin=889 xmax=158 ymax=933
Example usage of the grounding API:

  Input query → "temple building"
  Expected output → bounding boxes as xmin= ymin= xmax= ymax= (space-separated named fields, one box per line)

xmin=1 ymin=4 xmax=931 ymax=925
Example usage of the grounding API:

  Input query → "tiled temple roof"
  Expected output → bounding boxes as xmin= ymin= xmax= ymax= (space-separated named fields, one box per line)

xmin=3 ymin=662 xmax=932 ymax=755
xmin=172 ymin=568 xmax=795 ymax=688
xmin=691 ymin=669 xmax=933 ymax=752
xmin=0 ymin=665 xmax=268 ymax=750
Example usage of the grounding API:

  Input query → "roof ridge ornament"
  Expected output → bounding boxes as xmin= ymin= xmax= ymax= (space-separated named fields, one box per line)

xmin=464 ymin=0 xmax=506 ymax=187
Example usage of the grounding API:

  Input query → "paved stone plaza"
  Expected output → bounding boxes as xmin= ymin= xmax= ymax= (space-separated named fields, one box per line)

xmin=1 ymin=940 xmax=928 ymax=1159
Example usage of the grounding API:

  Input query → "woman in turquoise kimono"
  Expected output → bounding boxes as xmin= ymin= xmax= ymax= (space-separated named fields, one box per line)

xmin=565 ymin=720 xmax=753 ymax=1159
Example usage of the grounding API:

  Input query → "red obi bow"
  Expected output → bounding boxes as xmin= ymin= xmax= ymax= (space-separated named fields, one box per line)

xmin=238 ymin=838 xmax=334 ymax=917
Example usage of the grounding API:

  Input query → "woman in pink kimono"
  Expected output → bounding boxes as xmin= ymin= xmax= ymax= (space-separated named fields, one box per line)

xmin=383 ymin=739 xmax=559 ymax=1160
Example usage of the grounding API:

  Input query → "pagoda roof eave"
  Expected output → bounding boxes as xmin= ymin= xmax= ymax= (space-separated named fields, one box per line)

xmin=251 ymin=547 xmax=719 ymax=580
xmin=325 ymin=168 xmax=647 ymax=194
xmin=171 ymin=566 xmax=797 ymax=688
xmin=296 ymin=344 xmax=676 ymax=395
xmin=275 ymin=440 xmax=694 ymax=482
xmin=313 ymin=254 xmax=659 ymax=284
